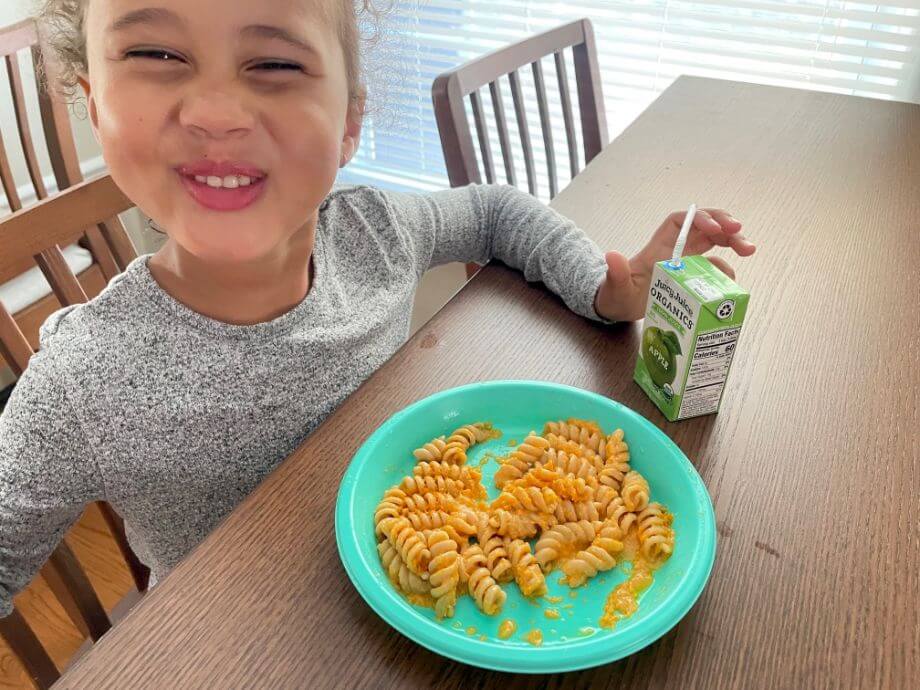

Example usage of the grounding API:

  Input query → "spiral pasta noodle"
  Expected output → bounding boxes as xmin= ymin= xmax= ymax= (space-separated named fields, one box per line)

xmin=621 ymin=471 xmax=650 ymax=512
xmin=562 ymin=521 xmax=625 ymax=587
xmin=534 ymin=519 xmax=599 ymax=569
xmin=462 ymin=544 xmax=506 ymax=615
xmin=477 ymin=515 xmax=514 ymax=583
xmin=493 ymin=434 xmax=551 ymax=488
xmin=383 ymin=516 xmax=431 ymax=576
xmin=427 ymin=529 xmax=460 ymax=618
xmin=637 ymin=503 xmax=675 ymax=561
xmin=540 ymin=449 xmax=599 ymax=481
xmin=378 ymin=541 xmax=429 ymax=594
xmin=504 ymin=538 xmax=547 ymax=597
xmin=604 ymin=495 xmax=638 ymax=535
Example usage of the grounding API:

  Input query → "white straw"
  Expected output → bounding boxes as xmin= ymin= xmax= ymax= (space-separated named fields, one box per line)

xmin=672 ymin=203 xmax=697 ymax=261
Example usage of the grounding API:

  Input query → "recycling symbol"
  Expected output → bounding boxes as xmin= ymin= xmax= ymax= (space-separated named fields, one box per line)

xmin=716 ymin=300 xmax=735 ymax=320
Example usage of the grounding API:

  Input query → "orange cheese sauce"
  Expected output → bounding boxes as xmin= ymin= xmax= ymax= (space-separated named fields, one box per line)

xmin=600 ymin=558 xmax=654 ymax=629
xmin=523 ymin=629 xmax=543 ymax=646
xmin=466 ymin=626 xmax=477 ymax=636
xmin=406 ymin=592 xmax=436 ymax=609
xmin=497 ymin=619 xmax=517 ymax=639
xmin=544 ymin=608 xmax=560 ymax=619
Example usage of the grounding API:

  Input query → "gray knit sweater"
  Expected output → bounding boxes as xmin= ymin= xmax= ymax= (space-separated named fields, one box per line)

xmin=0 ymin=183 xmax=610 ymax=616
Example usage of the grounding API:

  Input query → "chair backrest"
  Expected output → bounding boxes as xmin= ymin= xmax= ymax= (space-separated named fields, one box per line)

xmin=432 ymin=18 xmax=608 ymax=201
xmin=0 ymin=173 xmax=146 ymax=689
xmin=0 ymin=541 xmax=112 ymax=689
xmin=0 ymin=19 xmax=135 ymax=286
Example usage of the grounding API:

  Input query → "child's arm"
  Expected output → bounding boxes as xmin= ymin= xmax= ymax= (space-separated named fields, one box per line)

xmin=379 ymin=183 xmax=612 ymax=322
xmin=377 ymin=184 xmax=752 ymax=322
xmin=0 ymin=347 xmax=104 ymax=617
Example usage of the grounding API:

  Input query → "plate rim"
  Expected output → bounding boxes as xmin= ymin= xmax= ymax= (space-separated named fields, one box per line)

xmin=334 ymin=379 xmax=717 ymax=673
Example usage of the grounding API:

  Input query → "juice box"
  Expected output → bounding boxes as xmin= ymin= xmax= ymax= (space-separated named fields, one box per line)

xmin=634 ymin=255 xmax=749 ymax=421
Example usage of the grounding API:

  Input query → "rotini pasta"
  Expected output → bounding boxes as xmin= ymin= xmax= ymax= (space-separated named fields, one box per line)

xmin=477 ymin=514 xmax=514 ymax=583
xmin=621 ymin=471 xmax=650 ymax=512
xmin=493 ymin=434 xmax=551 ymax=488
xmin=492 ymin=485 xmax=559 ymax=513
xmin=533 ymin=520 xmax=599 ymax=569
xmin=504 ymin=538 xmax=547 ymax=597
xmin=544 ymin=419 xmax=606 ymax=455
xmin=399 ymin=474 xmax=467 ymax=497
xmin=375 ymin=418 xmax=674 ymax=627
xmin=378 ymin=541 xmax=429 ymax=594
xmin=637 ymin=503 xmax=675 ymax=562
xmin=461 ymin=544 xmax=506 ymax=615
xmin=427 ymin=529 xmax=460 ymax=618
xmin=562 ymin=521 xmax=625 ymax=587
xmin=384 ymin=516 xmax=431 ymax=576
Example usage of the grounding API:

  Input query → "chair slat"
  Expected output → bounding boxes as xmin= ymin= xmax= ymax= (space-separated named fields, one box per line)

xmin=0 ymin=609 xmax=60 ymax=690
xmin=81 ymin=226 xmax=120 ymax=281
xmin=572 ymin=21 xmax=608 ymax=165
xmin=33 ymin=46 xmax=83 ymax=190
xmin=40 ymin=542 xmax=111 ymax=642
xmin=488 ymin=79 xmax=516 ymax=186
xmin=97 ymin=503 xmax=151 ymax=592
xmin=0 ymin=125 xmax=22 ymax=211
xmin=469 ymin=90 xmax=495 ymax=184
xmin=7 ymin=52 xmax=48 ymax=199
xmin=554 ymin=50 xmax=579 ymax=178
xmin=98 ymin=216 xmax=136 ymax=272
xmin=0 ymin=174 xmax=133 ymax=279
xmin=34 ymin=245 xmax=89 ymax=307
xmin=531 ymin=60 xmax=558 ymax=198
xmin=508 ymin=69 xmax=537 ymax=196
xmin=0 ymin=302 xmax=33 ymax=375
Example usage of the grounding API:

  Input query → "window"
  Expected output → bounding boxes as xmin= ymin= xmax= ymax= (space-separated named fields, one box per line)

xmin=340 ymin=0 xmax=920 ymax=193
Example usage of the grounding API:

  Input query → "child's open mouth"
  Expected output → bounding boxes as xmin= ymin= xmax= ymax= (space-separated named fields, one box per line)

xmin=176 ymin=161 xmax=267 ymax=212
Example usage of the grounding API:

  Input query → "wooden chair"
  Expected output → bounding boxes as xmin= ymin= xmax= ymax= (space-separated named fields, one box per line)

xmin=432 ymin=18 xmax=608 ymax=277
xmin=0 ymin=18 xmax=136 ymax=379
xmin=0 ymin=174 xmax=146 ymax=688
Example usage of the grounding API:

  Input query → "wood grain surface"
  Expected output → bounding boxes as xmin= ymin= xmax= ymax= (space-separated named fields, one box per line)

xmin=56 ymin=77 xmax=919 ymax=690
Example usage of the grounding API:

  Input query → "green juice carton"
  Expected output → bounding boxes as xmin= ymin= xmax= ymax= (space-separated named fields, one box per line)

xmin=634 ymin=255 xmax=749 ymax=421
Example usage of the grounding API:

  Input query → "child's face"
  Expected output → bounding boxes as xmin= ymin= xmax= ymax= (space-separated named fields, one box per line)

xmin=82 ymin=0 xmax=362 ymax=264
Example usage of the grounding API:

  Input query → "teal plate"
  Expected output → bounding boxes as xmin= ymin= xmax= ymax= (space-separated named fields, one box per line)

xmin=334 ymin=380 xmax=716 ymax=673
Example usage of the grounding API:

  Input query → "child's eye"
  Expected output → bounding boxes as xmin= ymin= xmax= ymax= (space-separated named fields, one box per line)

xmin=251 ymin=61 xmax=304 ymax=73
xmin=125 ymin=49 xmax=186 ymax=64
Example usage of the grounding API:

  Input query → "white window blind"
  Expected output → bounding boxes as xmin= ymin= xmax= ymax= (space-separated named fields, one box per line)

xmin=340 ymin=0 xmax=920 ymax=196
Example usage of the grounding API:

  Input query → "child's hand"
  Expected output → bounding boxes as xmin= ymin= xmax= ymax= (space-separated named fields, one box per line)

xmin=594 ymin=208 xmax=756 ymax=322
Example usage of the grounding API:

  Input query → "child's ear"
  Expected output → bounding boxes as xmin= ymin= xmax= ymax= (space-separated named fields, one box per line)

xmin=76 ymin=74 xmax=101 ymax=145
xmin=340 ymin=91 xmax=366 ymax=168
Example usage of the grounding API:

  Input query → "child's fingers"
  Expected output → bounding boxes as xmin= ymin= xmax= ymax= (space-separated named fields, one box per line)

xmin=728 ymin=233 xmax=757 ymax=256
xmin=603 ymin=250 xmax=633 ymax=289
xmin=706 ymin=255 xmax=736 ymax=280
xmin=702 ymin=208 xmax=743 ymax=233
xmin=694 ymin=209 xmax=756 ymax=256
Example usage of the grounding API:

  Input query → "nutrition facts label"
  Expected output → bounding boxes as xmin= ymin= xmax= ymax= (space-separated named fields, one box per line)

xmin=678 ymin=327 xmax=741 ymax=419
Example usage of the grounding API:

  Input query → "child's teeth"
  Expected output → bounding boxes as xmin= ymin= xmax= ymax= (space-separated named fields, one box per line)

xmin=197 ymin=174 xmax=260 ymax=188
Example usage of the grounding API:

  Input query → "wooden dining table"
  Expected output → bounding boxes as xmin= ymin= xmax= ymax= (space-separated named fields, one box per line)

xmin=55 ymin=75 xmax=918 ymax=689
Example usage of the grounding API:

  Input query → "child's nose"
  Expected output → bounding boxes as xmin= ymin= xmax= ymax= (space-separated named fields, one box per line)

xmin=179 ymin=91 xmax=256 ymax=140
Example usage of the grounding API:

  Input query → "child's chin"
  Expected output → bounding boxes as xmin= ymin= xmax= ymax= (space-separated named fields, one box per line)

xmin=181 ymin=228 xmax=279 ymax=264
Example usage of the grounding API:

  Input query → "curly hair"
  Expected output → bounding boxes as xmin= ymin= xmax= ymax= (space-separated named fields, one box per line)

xmin=34 ymin=0 xmax=392 ymax=100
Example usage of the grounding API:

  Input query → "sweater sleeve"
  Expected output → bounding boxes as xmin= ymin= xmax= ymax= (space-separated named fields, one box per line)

xmin=378 ymin=183 xmax=613 ymax=323
xmin=0 ymin=345 xmax=104 ymax=618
